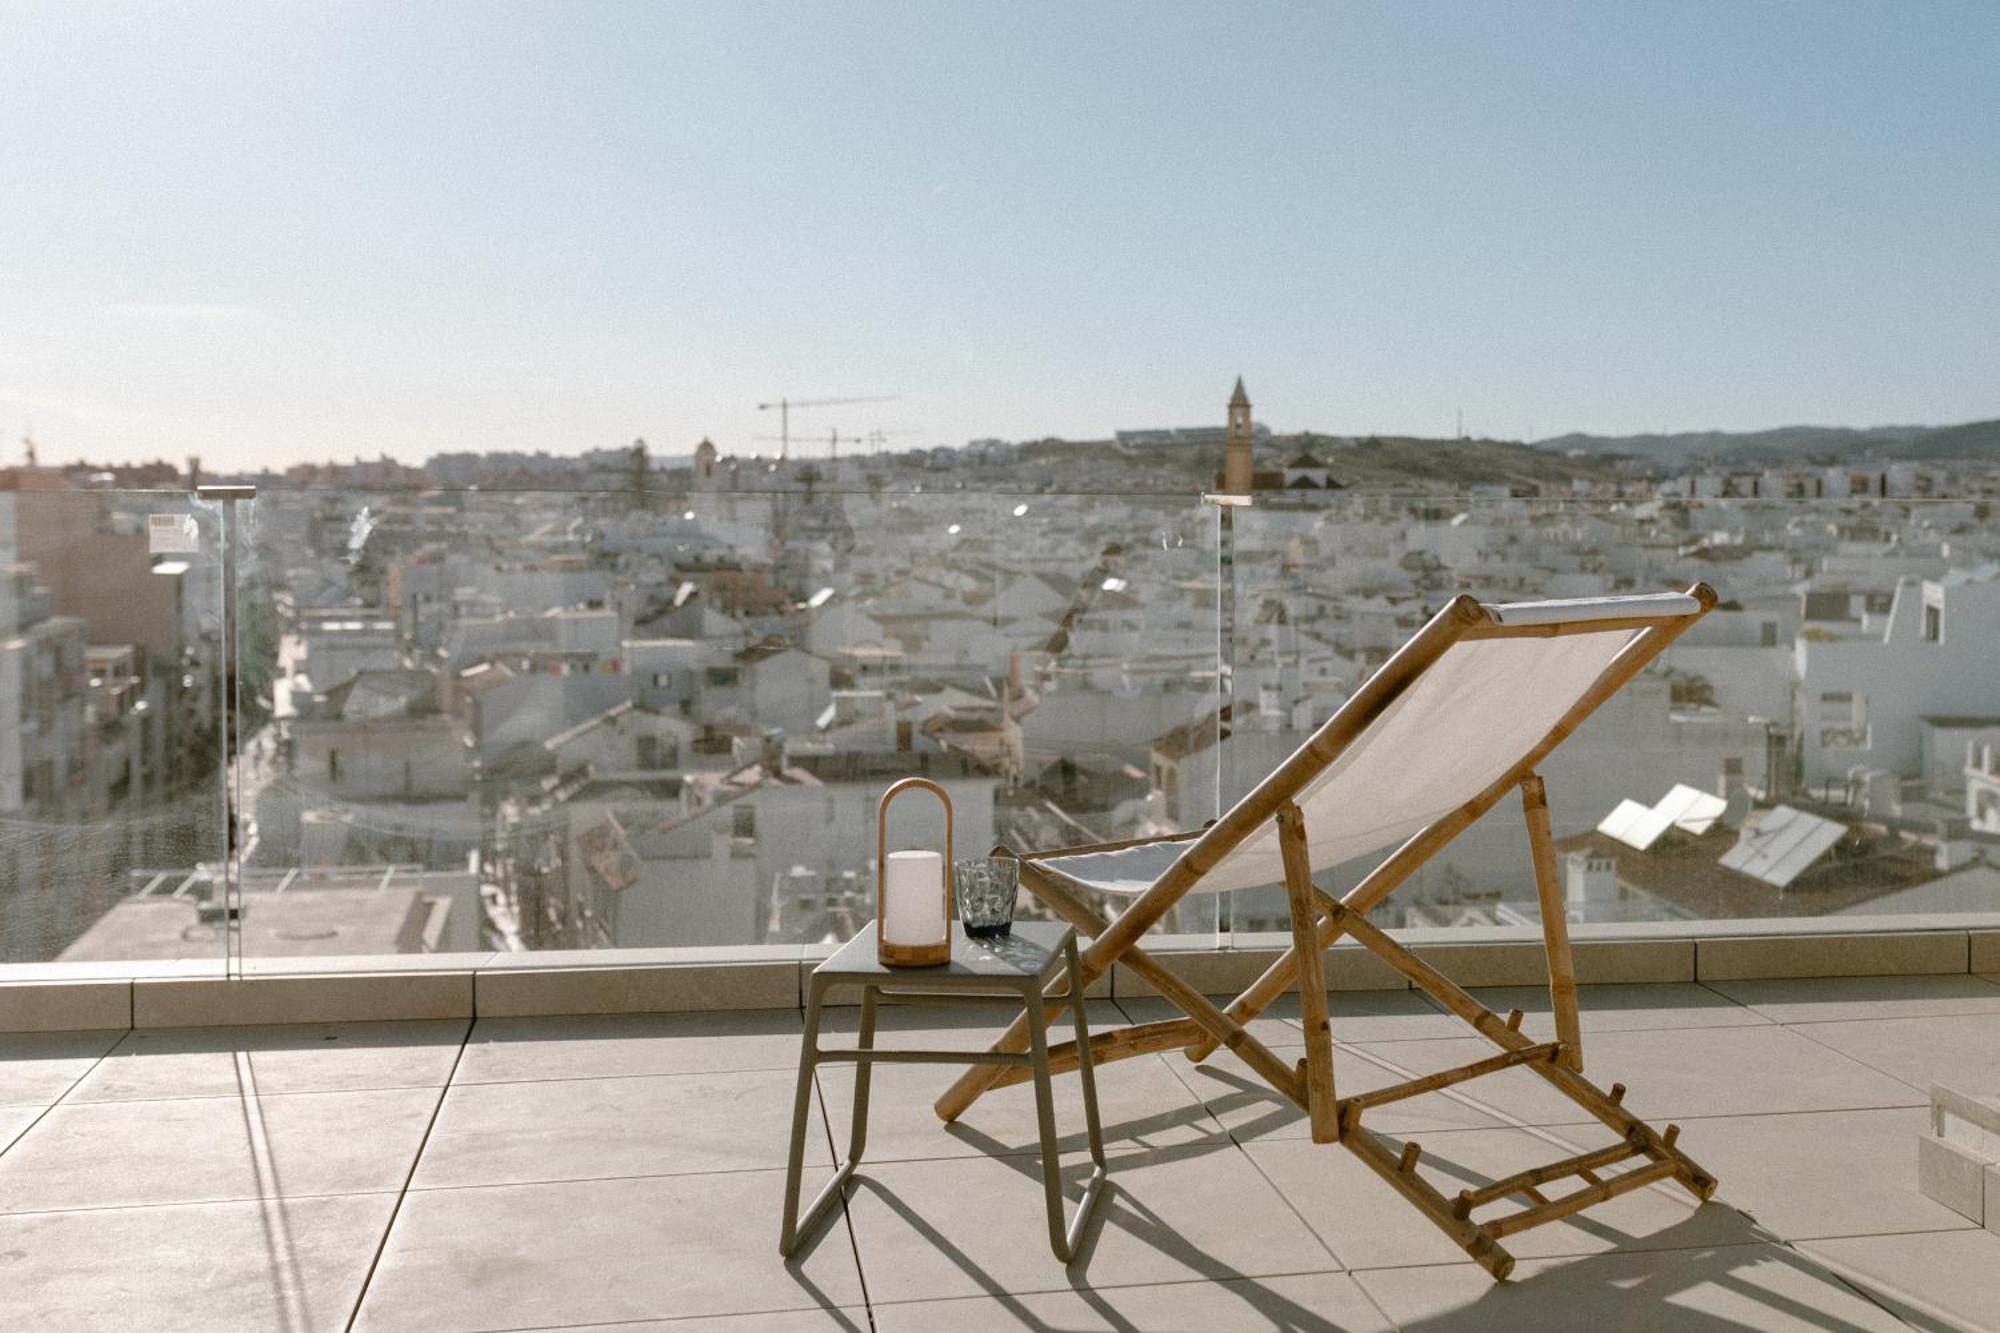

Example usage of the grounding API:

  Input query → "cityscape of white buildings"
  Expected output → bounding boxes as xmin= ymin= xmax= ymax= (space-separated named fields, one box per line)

xmin=4 ymin=384 xmax=2000 ymax=963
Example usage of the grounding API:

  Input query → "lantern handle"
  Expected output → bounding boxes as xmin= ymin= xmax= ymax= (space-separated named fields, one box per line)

xmin=876 ymin=776 xmax=955 ymax=911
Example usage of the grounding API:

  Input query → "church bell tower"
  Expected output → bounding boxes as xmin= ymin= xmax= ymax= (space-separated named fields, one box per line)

xmin=1222 ymin=376 xmax=1254 ymax=494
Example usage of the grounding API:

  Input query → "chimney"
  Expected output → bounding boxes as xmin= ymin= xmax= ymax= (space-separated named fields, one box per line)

xmin=760 ymin=728 xmax=787 ymax=778
xmin=1718 ymin=755 xmax=1751 ymax=829
xmin=1564 ymin=850 xmax=1617 ymax=911
xmin=185 ymin=455 xmax=202 ymax=489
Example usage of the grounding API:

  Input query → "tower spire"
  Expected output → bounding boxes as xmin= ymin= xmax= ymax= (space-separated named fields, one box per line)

xmin=1223 ymin=377 xmax=1254 ymax=494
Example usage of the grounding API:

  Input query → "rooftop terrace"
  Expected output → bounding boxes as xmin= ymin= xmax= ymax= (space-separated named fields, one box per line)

xmin=2 ymin=969 xmax=1996 ymax=1331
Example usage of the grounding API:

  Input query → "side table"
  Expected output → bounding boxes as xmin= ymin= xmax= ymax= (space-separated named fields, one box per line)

xmin=779 ymin=920 xmax=1108 ymax=1263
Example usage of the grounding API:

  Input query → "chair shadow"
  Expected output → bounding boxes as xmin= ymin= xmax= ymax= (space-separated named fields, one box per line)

xmin=1391 ymin=1215 xmax=1935 ymax=1333
xmin=843 ymin=1172 xmax=1367 ymax=1332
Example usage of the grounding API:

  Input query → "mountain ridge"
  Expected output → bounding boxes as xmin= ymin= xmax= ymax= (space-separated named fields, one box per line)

xmin=1535 ymin=419 xmax=2000 ymax=467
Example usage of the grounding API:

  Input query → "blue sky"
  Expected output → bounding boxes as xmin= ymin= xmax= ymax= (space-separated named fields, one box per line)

xmin=2 ymin=1 xmax=1996 ymax=470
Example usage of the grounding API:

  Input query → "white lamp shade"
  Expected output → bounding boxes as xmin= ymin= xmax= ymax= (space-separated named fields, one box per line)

xmin=881 ymin=850 xmax=947 ymax=947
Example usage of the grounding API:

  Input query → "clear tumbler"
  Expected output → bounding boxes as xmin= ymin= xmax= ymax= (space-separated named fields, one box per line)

xmin=954 ymin=856 xmax=1020 ymax=939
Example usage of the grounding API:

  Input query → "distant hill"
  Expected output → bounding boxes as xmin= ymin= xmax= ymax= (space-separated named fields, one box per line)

xmin=1535 ymin=425 xmax=1929 ymax=467
xmin=1537 ymin=419 xmax=2000 ymax=468
xmin=1899 ymin=419 xmax=2000 ymax=461
xmin=1294 ymin=434 xmax=1623 ymax=487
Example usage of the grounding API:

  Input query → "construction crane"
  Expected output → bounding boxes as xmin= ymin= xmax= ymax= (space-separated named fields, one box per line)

xmin=756 ymin=395 xmax=897 ymax=462
xmin=751 ymin=426 xmax=923 ymax=461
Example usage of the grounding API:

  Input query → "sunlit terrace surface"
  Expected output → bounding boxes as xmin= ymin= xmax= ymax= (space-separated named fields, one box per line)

xmin=2 ymin=970 xmax=1997 ymax=1332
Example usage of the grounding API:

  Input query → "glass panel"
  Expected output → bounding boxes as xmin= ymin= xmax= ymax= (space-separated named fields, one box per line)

xmin=1224 ymin=491 xmax=2000 ymax=941
xmin=236 ymin=484 xmax=1219 ymax=968
xmin=0 ymin=485 xmax=228 ymax=969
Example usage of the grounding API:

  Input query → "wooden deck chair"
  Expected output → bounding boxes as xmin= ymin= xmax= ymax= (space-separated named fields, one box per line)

xmin=936 ymin=584 xmax=1722 ymax=1279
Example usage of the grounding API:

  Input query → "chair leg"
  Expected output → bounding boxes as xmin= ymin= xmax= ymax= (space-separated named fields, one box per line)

xmin=1278 ymin=803 xmax=1339 ymax=1143
xmin=1521 ymin=774 xmax=1583 ymax=1072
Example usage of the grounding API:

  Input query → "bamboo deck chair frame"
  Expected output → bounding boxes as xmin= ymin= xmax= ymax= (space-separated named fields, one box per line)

xmin=936 ymin=583 xmax=1722 ymax=1280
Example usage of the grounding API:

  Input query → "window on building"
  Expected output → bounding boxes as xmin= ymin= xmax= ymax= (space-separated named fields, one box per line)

xmin=1817 ymin=692 xmax=1868 ymax=748
xmin=1760 ymin=621 xmax=1779 ymax=648
xmin=732 ymin=806 xmax=756 ymax=840
xmin=1923 ymin=604 xmax=1942 ymax=642
xmin=328 ymin=748 xmax=343 ymax=783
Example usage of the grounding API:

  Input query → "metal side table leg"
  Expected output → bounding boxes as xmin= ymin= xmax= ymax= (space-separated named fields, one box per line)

xmin=1064 ymin=932 xmax=1112 ymax=1224
xmin=1024 ymin=957 xmax=1106 ymax=1264
xmin=847 ymin=984 xmax=878 ymax=1163
xmin=780 ymin=979 xmax=854 ymax=1256
xmin=1066 ymin=934 xmax=1109 ymax=1237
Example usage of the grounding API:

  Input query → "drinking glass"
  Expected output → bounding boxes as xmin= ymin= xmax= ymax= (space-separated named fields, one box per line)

xmin=954 ymin=856 xmax=1020 ymax=939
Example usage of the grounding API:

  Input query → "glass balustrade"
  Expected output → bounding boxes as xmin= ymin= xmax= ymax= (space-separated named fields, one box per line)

xmin=1 ymin=475 xmax=1994 ymax=980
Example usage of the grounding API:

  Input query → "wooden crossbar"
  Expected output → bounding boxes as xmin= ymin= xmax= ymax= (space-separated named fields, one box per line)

xmin=1481 ymin=1159 xmax=1681 ymax=1238
xmin=1453 ymin=1137 xmax=1644 ymax=1216
xmin=1338 ymin=1043 xmax=1562 ymax=1124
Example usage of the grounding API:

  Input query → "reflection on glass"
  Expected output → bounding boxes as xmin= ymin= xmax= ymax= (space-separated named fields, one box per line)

xmin=0 ymin=489 xmax=227 ymax=966
xmin=3 ymin=461 xmax=1993 ymax=970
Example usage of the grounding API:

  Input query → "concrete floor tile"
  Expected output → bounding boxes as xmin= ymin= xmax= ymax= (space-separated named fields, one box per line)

xmin=0 ymin=1086 xmax=440 ymax=1212
xmin=455 ymin=1010 xmax=803 ymax=1083
xmin=69 ymin=1020 xmax=467 ymax=1102
xmin=0 ymin=1029 xmax=122 ymax=1105
xmin=871 ymin=1271 xmax=1393 ymax=1331
xmin=503 ymin=1312 xmax=869 ymax=1332
xmin=0 ymin=1103 xmax=45 ymax=1153
xmin=1353 ymin=1242 xmax=1913 ymax=1332
xmin=1689 ymin=1106 xmax=1976 ymax=1242
xmin=0 ymin=1191 xmax=398 ymax=1332
xmin=1245 ymin=1127 xmax=1756 ymax=1269
xmin=413 ymin=1068 xmax=826 ymax=1188
xmin=1710 ymin=974 xmax=2000 ymax=1025
xmin=1802 ymin=1229 xmax=2000 ymax=1333
xmin=354 ymin=1172 xmax=863 ymax=1331
xmin=1791 ymin=1012 xmax=2000 ymax=1096
xmin=817 ymin=1050 xmax=1227 ymax=1164
xmin=1585 ymin=1025 xmax=1929 ymax=1122
xmin=843 ymin=1144 xmax=1341 ymax=1305
xmin=1357 ymin=1024 xmax=1925 ymax=1129
xmin=1463 ymin=983 xmax=1768 ymax=1037
xmin=1175 ymin=1042 xmax=1509 ymax=1144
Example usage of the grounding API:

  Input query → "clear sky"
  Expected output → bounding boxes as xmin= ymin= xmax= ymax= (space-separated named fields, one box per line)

xmin=2 ymin=1 xmax=1996 ymax=471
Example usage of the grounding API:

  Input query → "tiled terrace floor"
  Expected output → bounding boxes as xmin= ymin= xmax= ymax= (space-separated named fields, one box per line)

xmin=1 ymin=974 xmax=1998 ymax=1331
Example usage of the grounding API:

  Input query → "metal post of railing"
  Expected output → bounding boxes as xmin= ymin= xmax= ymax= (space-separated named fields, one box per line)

xmin=198 ymin=484 xmax=255 ymax=979
xmin=1205 ymin=491 xmax=1252 ymax=945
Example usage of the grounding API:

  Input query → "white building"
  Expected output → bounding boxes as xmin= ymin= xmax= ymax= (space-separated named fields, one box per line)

xmin=1795 ymin=566 xmax=2000 ymax=787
